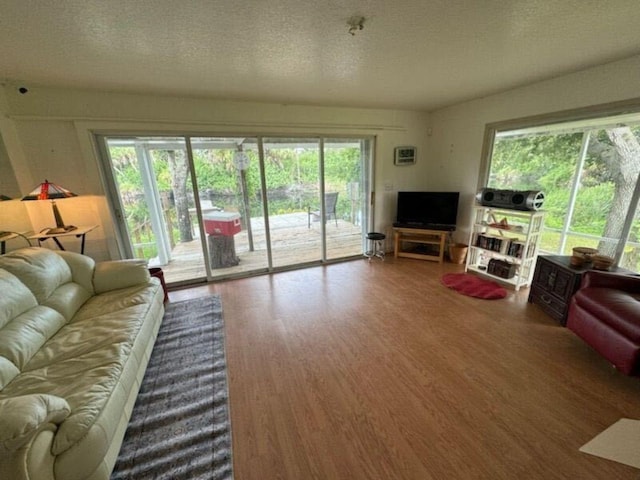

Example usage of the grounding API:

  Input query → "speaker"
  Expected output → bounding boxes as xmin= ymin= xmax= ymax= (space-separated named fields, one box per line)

xmin=476 ymin=188 xmax=544 ymax=211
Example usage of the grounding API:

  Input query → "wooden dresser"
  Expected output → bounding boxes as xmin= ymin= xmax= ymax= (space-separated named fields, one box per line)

xmin=528 ymin=255 xmax=590 ymax=326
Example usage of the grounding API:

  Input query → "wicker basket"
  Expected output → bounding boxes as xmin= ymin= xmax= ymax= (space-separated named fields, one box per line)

xmin=449 ymin=243 xmax=468 ymax=264
xmin=592 ymin=254 xmax=614 ymax=270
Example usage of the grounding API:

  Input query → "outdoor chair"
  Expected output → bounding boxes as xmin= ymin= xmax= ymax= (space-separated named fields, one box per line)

xmin=308 ymin=192 xmax=339 ymax=228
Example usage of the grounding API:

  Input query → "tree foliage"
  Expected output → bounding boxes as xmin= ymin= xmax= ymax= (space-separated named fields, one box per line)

xmin=489 ymin=125 xmax=640 ymax=269
xmin=108 ymin=141 xmax=363 ymax=259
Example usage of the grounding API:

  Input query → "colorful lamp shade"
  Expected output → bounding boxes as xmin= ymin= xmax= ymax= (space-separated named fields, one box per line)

xmin=22 ymin=180 xmax=78 ymax=234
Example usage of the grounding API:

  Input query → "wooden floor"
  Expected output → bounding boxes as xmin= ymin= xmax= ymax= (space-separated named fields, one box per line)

xmin=169 ymin=257 xmax=640 ymax=480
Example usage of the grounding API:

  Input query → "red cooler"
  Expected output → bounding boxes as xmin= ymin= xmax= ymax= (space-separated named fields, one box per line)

xmin=203 ymin=212 xmax=241 ymax=236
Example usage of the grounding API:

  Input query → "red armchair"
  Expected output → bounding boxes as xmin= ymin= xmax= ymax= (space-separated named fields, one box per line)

xmin=567 ymin=270 xmax=640 ymax=376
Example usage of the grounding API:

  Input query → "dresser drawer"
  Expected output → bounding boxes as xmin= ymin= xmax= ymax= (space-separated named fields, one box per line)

xmin=529 ymin=255 xmax=592 ymax=325
xmin=529 ymin=285 xmax=568 ymax=325
xmin=533 ymin=261 xmax=577 ymax=300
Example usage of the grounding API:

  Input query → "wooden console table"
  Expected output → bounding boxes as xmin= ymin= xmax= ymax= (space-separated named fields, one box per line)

xmin=393 ymin=228 xmax=449 ymax=263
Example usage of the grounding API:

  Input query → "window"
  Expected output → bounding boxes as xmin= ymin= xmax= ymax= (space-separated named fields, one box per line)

xmin=98 ymin=134 xmax=373 ymax=284
xmin=484 ymin=110 xmax=640 ymax=271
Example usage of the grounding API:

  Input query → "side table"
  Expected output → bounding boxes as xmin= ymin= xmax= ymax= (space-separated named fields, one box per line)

xmin=528 ymin=255 xmax=631 ymax=326
xmin=28 ymin=225 xmax=98 ymax=254
xmin=0 ymin=232 xmax=18 ymax=254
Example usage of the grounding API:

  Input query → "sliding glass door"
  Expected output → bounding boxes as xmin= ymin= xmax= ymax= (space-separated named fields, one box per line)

xmin=262 ymin=137 xmax=323 ymax=267
xmin=98 ymin=134 xmax=372 ymax=284
xmin=324 ymin=138 xmax=370 ymax=260
xmin=102 ymin=136 xmax=200 ymax=272
xmin=190 ymin=137 xmax=269 ymax=275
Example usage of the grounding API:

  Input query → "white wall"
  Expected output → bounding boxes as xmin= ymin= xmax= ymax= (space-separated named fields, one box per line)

xmin=0 ymin=87 xmax=431 ymax=258
xmin=3 ymin=54 xmax=638 ymax=259
xmin=0 ymin=89 xmax=36 ymax=243
xmin=428 ymin=54 xmax=640 ymax=244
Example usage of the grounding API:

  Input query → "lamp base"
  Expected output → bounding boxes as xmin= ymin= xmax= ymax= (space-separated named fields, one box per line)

xmin=48 ymin=201 xmax=77 ymax=234
xmin=46 ymin=225 xmax=77 ymax=235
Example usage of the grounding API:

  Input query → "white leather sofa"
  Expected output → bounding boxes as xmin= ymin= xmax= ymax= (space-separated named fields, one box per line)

xmin=0 ymin=247 xmax=165 ymax=480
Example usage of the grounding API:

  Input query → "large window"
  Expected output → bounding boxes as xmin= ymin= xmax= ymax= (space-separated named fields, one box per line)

xmin=485 ymin=111 xmax=640 ymax=271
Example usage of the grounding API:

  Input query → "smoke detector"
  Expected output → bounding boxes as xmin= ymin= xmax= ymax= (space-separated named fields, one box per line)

xmin=347 ymin=16 xmax=365 ymax=36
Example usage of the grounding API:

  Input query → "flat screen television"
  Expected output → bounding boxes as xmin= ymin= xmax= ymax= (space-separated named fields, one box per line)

xmin=394 ymin=191 xmax=460 ymax=231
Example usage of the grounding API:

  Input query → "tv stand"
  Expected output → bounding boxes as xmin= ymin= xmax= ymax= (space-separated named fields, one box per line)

xmin=393 ymin=227 xmax=449 ymax=263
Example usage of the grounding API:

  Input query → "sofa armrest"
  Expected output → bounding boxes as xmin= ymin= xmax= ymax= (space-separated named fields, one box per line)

xmin=581 ymin=270 xmax=640 ymax=293
xmin=0 ymin=394 xmax=70 ymax=452
xmin=93 ymin=259 xmax=150 ymax=294
xmin=57 ymin=250 xmax=96 ymax=294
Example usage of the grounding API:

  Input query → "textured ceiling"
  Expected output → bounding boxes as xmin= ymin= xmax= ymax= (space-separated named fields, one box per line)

xmin=1 ymin=0 xmax=640 ymax=111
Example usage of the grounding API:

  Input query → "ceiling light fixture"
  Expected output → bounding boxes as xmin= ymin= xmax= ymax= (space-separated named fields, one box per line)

xmin=347 ymin=16 xmax=365 ymax=36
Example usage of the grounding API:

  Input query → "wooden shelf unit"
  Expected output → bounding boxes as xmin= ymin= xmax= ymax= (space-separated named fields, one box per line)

xmin=393 ymin=227 xmax=449 ymax=263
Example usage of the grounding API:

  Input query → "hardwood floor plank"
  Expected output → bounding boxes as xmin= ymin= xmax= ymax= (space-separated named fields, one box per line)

xmin=168 ymin=258 xmax=640 ymax=479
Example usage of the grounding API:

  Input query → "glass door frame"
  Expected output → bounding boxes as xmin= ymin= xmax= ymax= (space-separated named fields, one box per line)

xmin=96 ymin=132 xmax=375 ymax=283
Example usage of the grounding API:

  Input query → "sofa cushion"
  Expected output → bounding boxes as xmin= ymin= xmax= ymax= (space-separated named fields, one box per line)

xmin=93 ymin=259 xmax=150 ymax=294
xmin=0 ymin=357 xmax=20 ymax=391
xmin=573 ymin=287 xmax=640 ymax=342
xmin=0 ymin=306 xmax=67 ymax=371
xmin=72 ymin=282 xmax=158 ymax=324
xmin=0 ymin=269 xmax=40 ymax=389
xmin=42 ymin=282 xmax=93 ymax=322
xmin=0 ymin=269 xmax=38 ymax=329
xmin=25 ymin=304 xmax=150 ymax=370
xmin=0 ymin=247 xmax=73 ymax=304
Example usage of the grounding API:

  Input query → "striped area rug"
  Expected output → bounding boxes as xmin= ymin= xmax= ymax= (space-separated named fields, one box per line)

xmin=111 ymin=295 xmax=233 ymax=480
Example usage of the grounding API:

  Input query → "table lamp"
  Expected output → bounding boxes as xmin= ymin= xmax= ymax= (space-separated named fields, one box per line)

xmin=22 ymin=180 xmax=78 ymax=234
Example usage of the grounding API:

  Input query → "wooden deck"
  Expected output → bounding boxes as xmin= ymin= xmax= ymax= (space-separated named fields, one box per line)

xmin=159 ymin=213 xmax=365 ymax=284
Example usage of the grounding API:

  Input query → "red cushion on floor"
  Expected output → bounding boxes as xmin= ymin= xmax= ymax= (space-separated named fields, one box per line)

xmin=441 ymin=273 xmax=507 ymax=300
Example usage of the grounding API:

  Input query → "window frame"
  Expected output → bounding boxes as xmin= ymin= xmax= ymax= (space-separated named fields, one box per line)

xmin=478 ymin=97 xmax=640 ymax=267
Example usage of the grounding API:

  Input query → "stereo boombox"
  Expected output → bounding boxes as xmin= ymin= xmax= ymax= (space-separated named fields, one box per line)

xmin=476 ymin=188 xmax=545 ymax=211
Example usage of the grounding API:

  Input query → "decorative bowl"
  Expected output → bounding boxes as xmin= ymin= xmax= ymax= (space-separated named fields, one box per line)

xmin=591 ymin=254 xmax=614 ymax=270
xmin=572 ymin=247 xmax=598 ymax=262
xmin=570 ymin=255 xmax=585 ymax=267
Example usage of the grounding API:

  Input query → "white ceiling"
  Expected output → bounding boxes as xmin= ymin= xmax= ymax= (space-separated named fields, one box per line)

xmin=1 ymin=0 xmax=640 ymax=111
